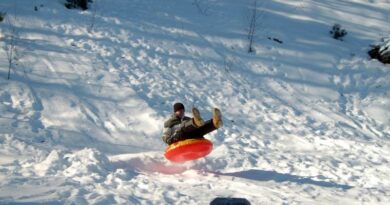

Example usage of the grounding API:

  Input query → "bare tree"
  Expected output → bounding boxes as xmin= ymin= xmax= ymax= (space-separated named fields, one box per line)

xmin=3 ymin=12 xmax=18 ymax=80
xmin=247 ymin=0 xmax=258 ymax=53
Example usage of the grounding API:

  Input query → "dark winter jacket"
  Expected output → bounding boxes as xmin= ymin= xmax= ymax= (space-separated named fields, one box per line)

xmin=162 ymin=114 xmax=191 ymax=144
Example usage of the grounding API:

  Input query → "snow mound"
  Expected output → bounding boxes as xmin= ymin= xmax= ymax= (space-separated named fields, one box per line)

xmin=1 ymin=144 xmax=112 ymax=185
xmin=34 ymin=148 xmax=112 ymax=184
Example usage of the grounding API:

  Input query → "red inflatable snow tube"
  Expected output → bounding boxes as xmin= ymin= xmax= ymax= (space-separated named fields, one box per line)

xmin=165 ymin=138 xmax=213 ymax=163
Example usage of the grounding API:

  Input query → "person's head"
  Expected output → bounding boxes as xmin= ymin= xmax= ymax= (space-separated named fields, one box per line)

xmin=173 ymin=102 xmax=185 ymax=118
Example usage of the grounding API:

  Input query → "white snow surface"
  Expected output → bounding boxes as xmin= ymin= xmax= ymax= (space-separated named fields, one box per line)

xmin=1 ymin=0 xmax=390 ymax=204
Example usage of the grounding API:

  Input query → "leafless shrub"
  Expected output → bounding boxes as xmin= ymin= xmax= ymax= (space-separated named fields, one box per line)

xmin=330 ymin=24 xmax=347 ymax=41
xmin=192 ymin=0 xmax=210 ymax=16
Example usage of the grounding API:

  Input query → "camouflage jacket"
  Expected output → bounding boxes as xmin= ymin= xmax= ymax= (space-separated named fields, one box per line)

xmin=161 ymin=114 xmax=191 ymax=144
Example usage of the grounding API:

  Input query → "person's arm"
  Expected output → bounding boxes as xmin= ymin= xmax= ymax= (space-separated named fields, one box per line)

xmin=164 ymin=115 xmax=176 ymax=128
xmin=162 ymin=126 xmax=172 ymax=144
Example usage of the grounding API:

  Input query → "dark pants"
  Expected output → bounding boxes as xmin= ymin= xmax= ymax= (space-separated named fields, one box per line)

xmin=181 ymin=119 xmax=217 ymax=139
xmin=169 ymin=119 xmax=217 ymax=144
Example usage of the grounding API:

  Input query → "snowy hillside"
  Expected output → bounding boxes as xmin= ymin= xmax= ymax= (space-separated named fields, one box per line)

xmin=0 ymin=0 xmax=389 ymax=204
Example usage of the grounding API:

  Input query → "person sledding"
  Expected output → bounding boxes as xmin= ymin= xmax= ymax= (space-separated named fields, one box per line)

xmin=162 ymin=102 xmax=223 ymax=145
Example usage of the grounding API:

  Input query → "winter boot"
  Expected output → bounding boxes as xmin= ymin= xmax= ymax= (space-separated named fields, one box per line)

xmin=212 ymin=108 xmax=223 ymax=128
xmin=192 ymin=107 xmax=204 ymax=127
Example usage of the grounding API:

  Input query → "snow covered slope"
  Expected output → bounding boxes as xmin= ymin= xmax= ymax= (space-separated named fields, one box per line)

xmin=0 ymin=0 xmax=389 ymax=204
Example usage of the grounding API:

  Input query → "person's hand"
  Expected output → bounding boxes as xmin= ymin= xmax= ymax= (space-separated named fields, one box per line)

xmin=167 ymin=135 xmax=178 ymax=144
xmin=168 ymin=130 xmax=182 ymax=144
xmin=179 ymin=122 xmax=185 ymax=132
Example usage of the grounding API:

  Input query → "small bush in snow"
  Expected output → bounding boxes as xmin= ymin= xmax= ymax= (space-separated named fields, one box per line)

xmin=65 ymin=0 xmax=89 ymax=10
xmin=0 ymin=12 xmax=6 ymax=22
xmin=368 ymin=36 xmax=390 ymax=64
xmin=330 ymin=24 xmax=347 ymax=41
xmin=34 ymin=4 xmax=44 ymax=11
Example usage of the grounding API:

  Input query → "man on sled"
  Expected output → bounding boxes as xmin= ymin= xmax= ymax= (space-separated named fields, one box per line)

xmin=162 ymin=102 xmax=223 ymax=145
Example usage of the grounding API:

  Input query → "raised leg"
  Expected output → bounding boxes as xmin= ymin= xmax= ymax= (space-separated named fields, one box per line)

xmin=182 ymin=119 xmax=217 ymax=139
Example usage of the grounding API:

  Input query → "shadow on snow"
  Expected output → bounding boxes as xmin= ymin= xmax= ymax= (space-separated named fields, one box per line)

xmin=220 ymin=169 xmax=353 ymax=190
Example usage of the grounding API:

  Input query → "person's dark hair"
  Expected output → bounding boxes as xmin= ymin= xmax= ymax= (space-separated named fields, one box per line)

xmin=173 ymin=102 xmax=185 ymax=112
